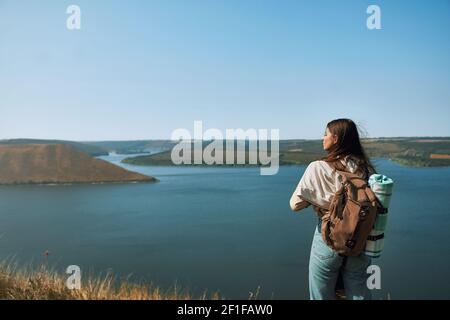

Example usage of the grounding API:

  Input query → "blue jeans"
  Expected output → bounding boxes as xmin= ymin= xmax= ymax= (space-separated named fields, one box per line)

xmin=309 ymin=226 xmax=372 ymax=300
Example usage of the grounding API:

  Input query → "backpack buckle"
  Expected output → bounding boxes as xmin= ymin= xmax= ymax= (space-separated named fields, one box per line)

xmin=346 ymin=239 xmax=356 ymax=249
xmin=359 ymin=206 xmax=369 ymax=219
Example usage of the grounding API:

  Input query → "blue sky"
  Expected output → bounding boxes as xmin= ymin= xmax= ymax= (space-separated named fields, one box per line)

xmin=0 ymin=0 xmax=449 ymax=140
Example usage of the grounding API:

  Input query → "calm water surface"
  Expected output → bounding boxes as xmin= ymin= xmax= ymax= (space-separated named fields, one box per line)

xmin=0 ymin=155 xmax=449 ymax=299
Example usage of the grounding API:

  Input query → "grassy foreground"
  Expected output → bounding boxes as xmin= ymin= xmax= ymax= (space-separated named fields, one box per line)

xmin=0 ymin=263 xmax=229 ymax=300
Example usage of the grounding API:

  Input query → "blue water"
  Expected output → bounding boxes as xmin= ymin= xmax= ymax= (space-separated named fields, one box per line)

xmin=0 ymin=155 xmax=449 ymax=299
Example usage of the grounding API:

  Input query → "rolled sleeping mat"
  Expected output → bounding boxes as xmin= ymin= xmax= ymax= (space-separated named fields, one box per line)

xmin=369 ymin=174 xmax=394 ymax=208
xmin=364 ymin=174 xmax=394 ymax=258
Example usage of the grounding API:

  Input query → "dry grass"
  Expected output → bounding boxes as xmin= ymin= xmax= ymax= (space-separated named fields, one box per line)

xmin=430 ymin=153 xmax=450 ymax=159
xmin=0 ymin=262 xmax=227 ymax=300
xmin=0 ymin=262 xmax=389 ymax=300
xmin=414 ymin=139 xmax=450 ymax=143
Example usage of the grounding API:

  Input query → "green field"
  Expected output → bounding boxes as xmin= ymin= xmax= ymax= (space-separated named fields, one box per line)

xmin=121 ymin=137 xmax=450 ymax=168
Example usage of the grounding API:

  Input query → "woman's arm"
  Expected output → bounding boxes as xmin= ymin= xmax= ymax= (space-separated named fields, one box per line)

xmin=289 ymin=161 xmax=320 ymax=212
xmin=290 ymin=190 xmax=311 ymax=212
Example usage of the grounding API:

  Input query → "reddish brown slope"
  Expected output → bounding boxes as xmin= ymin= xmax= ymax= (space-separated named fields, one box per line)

xmin=0 ymin=144 xmax=157 ymax=184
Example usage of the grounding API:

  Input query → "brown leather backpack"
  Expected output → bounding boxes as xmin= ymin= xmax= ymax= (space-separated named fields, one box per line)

xmin=320 ymin=161 xmax=379 ymax=256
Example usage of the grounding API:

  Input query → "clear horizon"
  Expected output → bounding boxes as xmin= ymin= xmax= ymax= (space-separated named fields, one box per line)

xmin=1 ymin=0 xmax=449 ymax=141
xmin=2 ymin=135 xmax=450 ymax=143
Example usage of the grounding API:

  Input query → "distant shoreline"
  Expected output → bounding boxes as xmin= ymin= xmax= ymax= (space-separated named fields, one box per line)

xmin=120 ymin=156 xmax=449 ymax=169
xmin=0 ymin=179 xmax=157 ymax=186
xmin=121 ymin=153 xmax=450 ymax=168
xmin=115 ymin=137 xmax=450 ymax=168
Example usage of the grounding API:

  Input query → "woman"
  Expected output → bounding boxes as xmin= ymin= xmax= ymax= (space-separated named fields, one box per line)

xmin=290 ymin=118 xmax=377 ymax=300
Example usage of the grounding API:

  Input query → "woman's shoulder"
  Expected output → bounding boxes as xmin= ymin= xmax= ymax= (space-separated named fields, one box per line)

xmin=299 ymin=160 xmax=340 ymax=202
xmin=312 ymin=156 xmax=372 ymax=180
xmin=307 ymin=160 xmax=334 ymax=172
xmin=304 ymin=160 xmax=335 ymax=178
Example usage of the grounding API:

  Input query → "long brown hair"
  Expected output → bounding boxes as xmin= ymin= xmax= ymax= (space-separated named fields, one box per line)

xmin=321 ymin=118 xmax=376 ymax=178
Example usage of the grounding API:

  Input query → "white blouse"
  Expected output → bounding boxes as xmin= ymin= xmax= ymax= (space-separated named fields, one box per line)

xmin=289 ymin=156 xmax=362 ymax=212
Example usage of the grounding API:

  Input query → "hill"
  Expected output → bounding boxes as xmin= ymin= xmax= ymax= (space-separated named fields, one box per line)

xmin=0 ymin=139 xmax=108 ymax=157
xmin=0 ymin=144 xmax=157 ymax=185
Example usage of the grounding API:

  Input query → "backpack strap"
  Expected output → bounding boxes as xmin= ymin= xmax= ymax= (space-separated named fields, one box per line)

xmin=329 ymin=160 xmax=370 ymax=184
xmin=365 ymin=186 xmax=378 ymax=203
xmin=328 ymin=160 xmax=359 ymax=184
xmin=328 ymin=159 xmax=347 ymax=173
xmin=333 ymin=161 xmax=380 ymax=206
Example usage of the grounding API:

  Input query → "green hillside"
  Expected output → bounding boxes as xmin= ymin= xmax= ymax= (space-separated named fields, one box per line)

xmin=83 ymin=140 xmax=176 ymax=154
xmin=121 ymin=137 xmax=450 ymax=168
